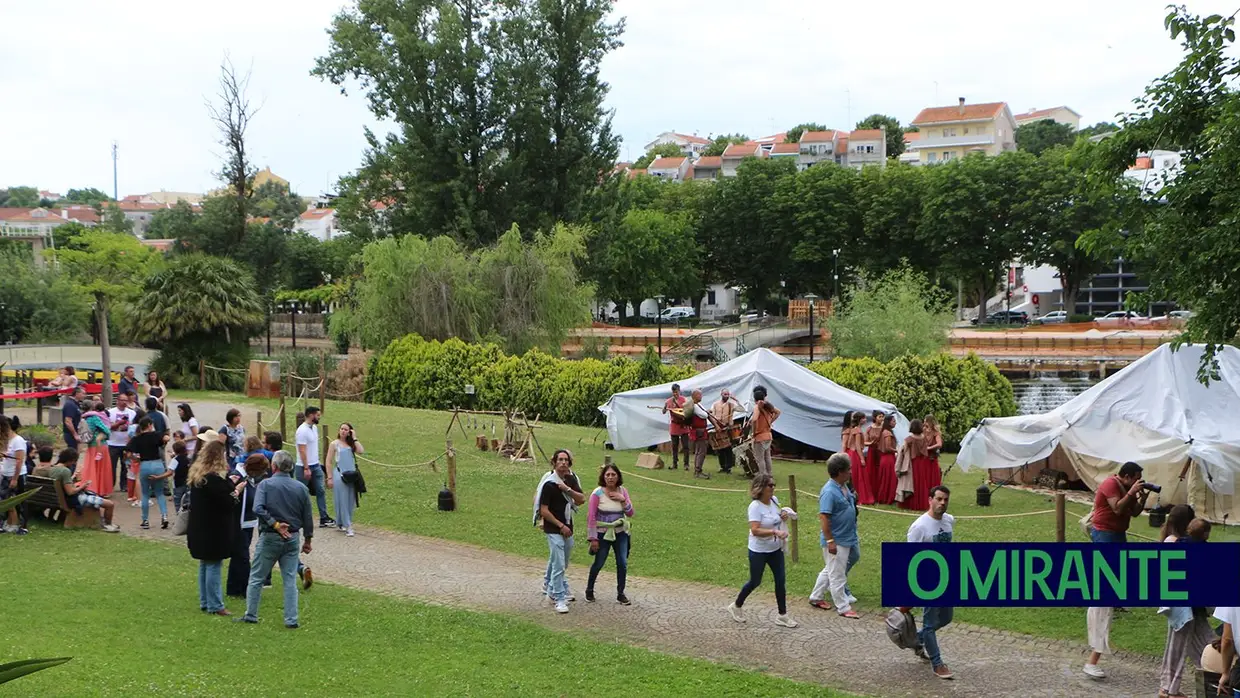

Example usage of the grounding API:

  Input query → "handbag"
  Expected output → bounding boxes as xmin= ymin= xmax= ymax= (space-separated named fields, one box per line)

xmin=341 ymin=469 xmax=360 ymax=485
xmin=173 ymin=494 xmax=191 ymax=536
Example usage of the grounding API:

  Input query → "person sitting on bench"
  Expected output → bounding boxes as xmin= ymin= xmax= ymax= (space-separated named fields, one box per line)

xmin=40 ymin=448 xmax=120 ymax=532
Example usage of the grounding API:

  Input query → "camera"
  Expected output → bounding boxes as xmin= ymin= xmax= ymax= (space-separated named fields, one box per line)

xmin=1141 ymin=482 xmax=1162 ymax=493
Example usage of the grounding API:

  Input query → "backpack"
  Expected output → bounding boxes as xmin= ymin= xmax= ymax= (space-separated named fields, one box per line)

xmin=885 ymin=608 xmax=921 ymax=650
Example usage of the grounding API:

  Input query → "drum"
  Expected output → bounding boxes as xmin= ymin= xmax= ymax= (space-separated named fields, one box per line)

xmin=709 ymin=428 xmax=733 ymax=451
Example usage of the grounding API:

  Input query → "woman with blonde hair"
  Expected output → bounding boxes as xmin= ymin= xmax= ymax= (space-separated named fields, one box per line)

xmin=187 ymin=439 xmax=245 ymax=616
xmin=727 ymin=473 xmax=797 ymax=628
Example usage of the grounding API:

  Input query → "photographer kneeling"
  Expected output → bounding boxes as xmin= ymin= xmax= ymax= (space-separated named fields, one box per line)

xmin=1084 ymin=461 xmax=1154 ymax=680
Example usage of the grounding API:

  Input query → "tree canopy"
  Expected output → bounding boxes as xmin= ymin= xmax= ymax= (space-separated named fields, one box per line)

xmin=784 ymin=123 xmax=829 ymax=144
xmin=826 ymin=265 xmax=954 ymax=362
xmin=702 ymin=133 xmax=749 ymax=157
xmin=1015 ymin=119 xmax=1077 ymax=155
xmin=633 ymin=142 xmax=684 ymax=169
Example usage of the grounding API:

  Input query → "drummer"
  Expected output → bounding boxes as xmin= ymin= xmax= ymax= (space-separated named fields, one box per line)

xmin=687 ymin=389 xmax=712 ymax=480
xmin=711 ymin=390 xmax=743 ymax=474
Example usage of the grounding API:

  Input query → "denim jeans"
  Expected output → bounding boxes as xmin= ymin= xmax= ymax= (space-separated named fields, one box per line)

xmin=586 ymin=532 xmax=630 ymax=595
xmin=735 ymin=549 xmax=787 ymax=614
xmin=919 ymin=606 xmax=954 ymax=668
xmin=545 ymin=534 xmax=573 ymax=602
xmin=138 ymin=460 xmax=167 ymax=522
xmin=297 ymin=464 xmax=329 ymax=520
xmin=110 ymin=445 xmax=127 ymax=490
xmin=844 ymin=545 xmax=860 ymax=597
xmin=198 ymin=560 xmax=225 ymax=613
xmin=1090 ymin=527 xmax=1128 ymax=543
xmin=244 ymin=531 xmax=301 ymax=626
xmin=173 ymin=485 xmax=188 ymax=512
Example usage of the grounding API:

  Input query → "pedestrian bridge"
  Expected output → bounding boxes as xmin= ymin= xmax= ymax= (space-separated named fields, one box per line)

xmin=664 ymin=320 xmax=815 ymax=362
xmin=0 ymin=344 xmax=157 ymax=375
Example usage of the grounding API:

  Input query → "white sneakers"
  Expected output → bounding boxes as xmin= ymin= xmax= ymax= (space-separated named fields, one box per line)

xmin=1082 ymin=663 xmax=1106 ymax=679
xmin=555 ymin=601 xmax=569 ymax=614
xmin=101 ymin=524 xmax=121 ymax=533
xmin=727 ymin=602 xmax=746 ymax=623
xmin=346 ymin=527 xmax=355 ymax=537
xmin=774 ymin=614 xmax=799 ymax=628
xmin=846 ymin=594 xmax=858 ymax=604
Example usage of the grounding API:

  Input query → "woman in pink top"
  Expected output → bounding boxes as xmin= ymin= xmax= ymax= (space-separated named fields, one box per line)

xmin=585 ymin=463 xmax=635 ymax=605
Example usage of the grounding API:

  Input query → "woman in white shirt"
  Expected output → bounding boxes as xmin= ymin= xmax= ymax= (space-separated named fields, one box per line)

xmin=726 ymin=474 xmax=797 ymax=628
xmin=0 ymin=417 xmax=28 ymax=534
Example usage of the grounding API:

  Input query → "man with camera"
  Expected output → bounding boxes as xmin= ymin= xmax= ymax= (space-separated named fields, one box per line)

xmin=1083 ymin=461 xmax=1154 ymax=680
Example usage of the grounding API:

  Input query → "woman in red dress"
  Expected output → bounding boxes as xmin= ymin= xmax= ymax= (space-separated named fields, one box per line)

xmin=899 ymin=420 xmax=936 ymax=511
xmin=862 ymin=410 xmax=883 ymax=495
xmin=923 ymin=414 xmax=944 ymax=476
xmin=873 ymin=414 xmax=899 ymax=505
xmin=847 ymin=412 xmax=875 ymax=505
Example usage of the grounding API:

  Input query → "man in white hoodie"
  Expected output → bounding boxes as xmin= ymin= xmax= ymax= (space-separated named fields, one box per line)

xmin=536 ymin=449 xmax=585 ymax=613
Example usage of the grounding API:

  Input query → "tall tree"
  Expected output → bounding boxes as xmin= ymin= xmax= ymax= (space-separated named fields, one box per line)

xmin=784 ymin=123 xmax=829 ymax=144
xmin=855 ymin=114 xmax=906 ymax=158
xmin=55 ymin=231 xmax=158 ymax=405
xmin=0 ymin=186 xmax=41 ymax=207
xmin=855 ymin=162 xmax=929 ymax=277
xmin=702 ymin=133 xmax=749 ymax=157
xmin=1015 ymin=119 xmax=1076 ymax=155
xmin=1078 ymin=121 xmax=1119 ymax=138
xmin=63 ymin=188 xmax=112 ymax=207
xmin=632 ymin=142 xmax=684 ymax=169
xmin=145 ymin=200 xmax=198 ymax=240
xmin=783 ymin=163 xmax=861 ymax=297
xmin=592 ymin=208 xmax=699 ymax=318
xmin=0 ymin=249 xmax=92 ymax=344
xmin=251 ymin=180 xmax=307 ymax=230
xmin=100 ymin=204 xmax=133 ymax=234
xmin=1090 ymin=7 xmax=1240 ymax=379
xmin=207 ymin=58 xmax=257 ymax=248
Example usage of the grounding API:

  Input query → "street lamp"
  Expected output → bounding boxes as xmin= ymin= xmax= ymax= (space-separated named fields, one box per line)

xmin=804 ymin=293 xmax=819 ymax=363
xmin=654 ymin=295 xmax=666 ymax=358
xmin=285 ymin=300 xmax=299 ymax=350
xmin=266 ymin=301 xmax=272 ymax=356
xmin=832 ymin=249 xmax=840 ymax=301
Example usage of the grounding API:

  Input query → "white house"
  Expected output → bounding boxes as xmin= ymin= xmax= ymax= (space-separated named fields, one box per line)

xmin=721 ymin=143 xmax=764 ymax=177
xmin=643 ymin=132 xmax=713 ymax=160
xmin=1013 ymin=106 xmax=1082 ymax=131
xmin=296 ymin=207 xmax=339 ymax=241
xmin=647 ymin=156 xmax=690 ymax=182
xmin=846 ymin=128 xmax=887 ymax=169
xmin=797 ymin=130 xmax=838 ymax=169
xmin=698 ymin=284 xmax=741 ymax=321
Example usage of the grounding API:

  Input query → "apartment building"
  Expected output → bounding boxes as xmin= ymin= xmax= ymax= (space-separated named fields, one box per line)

xmin=1013 ymin=106 xmax=1081 ymax=131
xmin=643 ymin=132 xmax=713 ymax=160
xmin=906 ymin=98 xmax=1018 ymax=165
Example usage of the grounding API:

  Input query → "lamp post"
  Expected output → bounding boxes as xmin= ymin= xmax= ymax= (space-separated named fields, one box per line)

xmin=266 ymin=300 xmax=272 ymax=356
xmin=654 ymin=295 xmax=666 ymax=358
xmin=287 ymin=301 xmax=298 ymax=350
xmin=804 ymin=293 xmax=819 ymax=363
xmin=832 ymin=249 xmax=840 ymax=302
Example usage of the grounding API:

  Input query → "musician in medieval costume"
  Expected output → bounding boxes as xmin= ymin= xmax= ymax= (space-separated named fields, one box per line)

xmin=661 ymin=384 xmax=690 ymax=471
xmin=687 ymin=390 xmax=712 ymax=480
xmin=711 ymin=390 xmax=743 ymax=474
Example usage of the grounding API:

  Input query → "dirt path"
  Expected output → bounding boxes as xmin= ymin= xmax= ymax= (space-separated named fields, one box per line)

xmin=111 ymin=501 xmax=1162 ymax=697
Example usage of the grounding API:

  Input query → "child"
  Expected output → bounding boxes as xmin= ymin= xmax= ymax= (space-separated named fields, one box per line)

xmin=171 ymin=440 xmax=190 ymax=513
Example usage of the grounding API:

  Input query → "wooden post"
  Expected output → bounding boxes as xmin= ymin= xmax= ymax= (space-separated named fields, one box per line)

xmin=257 ymin=411 xmax=262 ymax=436
xmin=604 ymin=455 xmax=613 ymax=467
xmin=318 ymin=353 xmax=326 ymax=417
xmin=320 ymin=423 xmax=328 ymax=465
xmin=36 ymin=398 xmax=44 ymax=425
xmin=279 ymin=392 xmax=287 ymax=441
xmin=199 ymin=359 xmax=206 ymax=391
xmin=1055 ymin=492 xmax=1066 ymax=543
xmin=788 ymin=475 xmax=799 ymax=563
xmin=446 ymin=439 xmax=457 ymax=497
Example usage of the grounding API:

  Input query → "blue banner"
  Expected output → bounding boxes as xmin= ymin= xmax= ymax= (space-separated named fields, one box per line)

xmin=881 ymin=543 xmax=1240 ymax=607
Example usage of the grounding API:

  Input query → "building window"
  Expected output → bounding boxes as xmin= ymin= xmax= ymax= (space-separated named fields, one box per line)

xmin=943 ymin=151 xmax=954 ymax=161
xmin=944 ymin=128 xmax=957 ymax=137
xmin=707 ymin=290 xmax=717 ymax=305
xmin=927 ymin=152 xmax=938 ymax=163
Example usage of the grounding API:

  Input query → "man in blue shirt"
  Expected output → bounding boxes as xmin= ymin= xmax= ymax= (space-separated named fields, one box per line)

xmin=239 ymin=450 xmax=314 ymax=629
xmin=61 ymin=386 xmax=85 ymax=455
xmin=808 ymin=453 xmax=860 ymax=618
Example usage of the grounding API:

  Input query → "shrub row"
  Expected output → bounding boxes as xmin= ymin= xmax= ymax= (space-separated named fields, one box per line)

xmin=368 ymin=335 xmax=696 ymax=427
xmin=808 ymin=353 xmax=1018 ymax=446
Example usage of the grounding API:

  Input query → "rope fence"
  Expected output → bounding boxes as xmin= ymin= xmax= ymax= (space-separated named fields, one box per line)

xmin=203 ymin=364 xmax=249 ymax=374
xmin=354 ymin=450 xmax=447 ymax=471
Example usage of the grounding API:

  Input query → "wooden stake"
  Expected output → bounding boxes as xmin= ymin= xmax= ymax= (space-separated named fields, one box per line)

xmin=320 ymin=423 xmax=328 ymax=464
xmin=257 ymin=411 xmax=262 ymax=436
xmin=279 ymin=392 xmax=287 ymax=441
xmin=318 ymin=353 xmax=326 ymax=415
xmin=199 ymin=359 xmax=206 ymax=391
xmin=446 ymin=439 xmax=457 ymax=497
xmin=1055 ymin=492 xmax=1066 ymax=543
xmin=788 ymin=475 xmax=799 ymax=563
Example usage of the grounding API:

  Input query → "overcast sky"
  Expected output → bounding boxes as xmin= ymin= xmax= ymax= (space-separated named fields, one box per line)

xmin=1 ymin=0 xmax=1233 ymax=198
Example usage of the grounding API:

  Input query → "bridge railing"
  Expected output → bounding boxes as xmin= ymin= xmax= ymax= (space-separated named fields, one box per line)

xmin=663 ymin=320 xmax=746 ymax=361
xmin=734 ymin=319 xmax=790 ymax=356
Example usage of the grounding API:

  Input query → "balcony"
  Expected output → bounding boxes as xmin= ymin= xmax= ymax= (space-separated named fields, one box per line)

xmin=906 ymin=133 xmax=996 ymax=150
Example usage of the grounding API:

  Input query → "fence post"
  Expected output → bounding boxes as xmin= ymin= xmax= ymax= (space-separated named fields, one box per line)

xmin=257 ymin=411 xmax=262 ymax=437
xmin=318 ymin=353 xmax=326 ymax=416
xmin=279 ymin=392 xmax=287 ymax=442
xmin=1055 ymin=492 xmax=1066 ymax=543
xmin=320 ymin=423 xmax=328 ymax=465
xmin=446 ymin=439 xmax=457 ymax=497
xmin=788 ymin=474 xmax=799 ymax=563
xmin=199 ymin=359 xmax=205 ymax=391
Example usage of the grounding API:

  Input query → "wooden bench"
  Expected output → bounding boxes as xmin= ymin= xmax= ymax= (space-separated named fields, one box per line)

xmin=23 ymin=475 xmax=101 ymax=529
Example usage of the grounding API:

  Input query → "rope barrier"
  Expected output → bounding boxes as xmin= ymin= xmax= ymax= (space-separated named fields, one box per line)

xmin=203 ymin=364 xmax=248 ymax=374
xmin=258 ymin=404 xmax=284 ymax=431
xmin=355 ymin=450 xmax=446 ymax=471
xmin=326 ymin=386 xmax=376 ymax=399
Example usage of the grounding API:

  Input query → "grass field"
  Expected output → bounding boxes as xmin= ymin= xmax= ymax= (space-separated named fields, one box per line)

xmin=1 ymin=530 xmax=856 ymax=697
xmin=162 ymin=390 xmax=1231 ymax=656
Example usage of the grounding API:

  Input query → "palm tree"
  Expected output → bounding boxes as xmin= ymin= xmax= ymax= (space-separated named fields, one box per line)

xmin=127 ymin=253 xmax=264 ymax=344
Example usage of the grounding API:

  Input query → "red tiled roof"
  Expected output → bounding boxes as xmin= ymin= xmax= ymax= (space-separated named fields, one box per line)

xmin=911 ymin=102 xmax=1006 ymax=125
xmin=627 ymin=168 xmax=647 ymax=179
xmin=771 ymin=142 xmax=800 ymax=155
xmin=61 ymin=205 xmax=100 ymax=223
xmin=1015 ymin=106 xmax=1080 ymax=121
xmin=722 ymin=143 xmax=760 ymax=158
xmin=835 ymin=137 xmax=849 ymax=155
xmin=673 ymin=133 xmax=712 ymax=145
xmin=0 ymin=207 xmax=62 ymax=223
xmin=753 ymin=132 xmax=787 ymax=144
xmin=849 ymin=129 xmax=884 ymax=141
xmin=300 ymin=208 xmax=335 ymax=220
xmin=903 ymin=131 xmax=922 ymax=143
xmin=695 ymin=156 xmax=723 ymax=168
xmin=799 ymin=130 xmax=836 ymax=144
xmin=683 ymin=166 xmax=695 ymax=180
xmin=113 ymin=201 xmax=165 ymax=211
xmin=648 ymin=156 xmax=687 ymax=170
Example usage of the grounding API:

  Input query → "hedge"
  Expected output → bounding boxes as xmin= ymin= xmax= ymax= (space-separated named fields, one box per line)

xmin=808 ymin=353 xmax=1017 ymax=446
xmin=369 ymin=335 xmax=694 ymax=427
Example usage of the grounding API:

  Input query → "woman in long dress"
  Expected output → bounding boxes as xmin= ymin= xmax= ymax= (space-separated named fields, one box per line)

xmin=862 ymin=411 xmax=884 ymax=501
xmin=326 ymin=422 xmax=364 ymax=537
xmin=78 ymin=401 xmax=114 ymax=496
xmin=873 ymin=414 xmax=899 ymax=505
xmin=899 ymin=420 xmax=936 ymax=511
xmin=923 ymin=414 xmax=943 ymax=471
xmin=846 ymin=412 xmax=875 ymax=505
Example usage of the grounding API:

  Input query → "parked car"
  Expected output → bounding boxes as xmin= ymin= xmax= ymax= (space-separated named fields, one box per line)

xmin=973 ymin=310 xmax=1029 ymax=325
xmin=740 ymin=310 xmax=768 ymax=322
xmin=658 ymin=306 xmax=696 ymax=321
xmin=1038 ymin=310 xmax=1068 ymax=324
xmin=1169 ymin=310 xmax=1193 ymax=320
xmin=1100 ymin=310 xmax=1145 ymax=320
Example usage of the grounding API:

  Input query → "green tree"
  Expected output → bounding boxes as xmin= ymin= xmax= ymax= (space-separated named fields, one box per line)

xmin=783 ymin=163 xmax=861 ymax=296
xmin=1015 ymin=119 xmax=1077 ymax=155
xmin=0 ymin=186 xmax=40 ymax=207
xmin=592 ymin=208 xmax=699 ymax=318
xmin=1078 ymin=122 xmax=1119 ymax=138
xmin=784 ymin=123 xmax=829 ymax=144
xmin=855 ymin=162 xmax=930 ymax=277
xmin=826 ymin=265 xmax=954 ymax=362
xmin=702 ymin=133 xmax=749 ymax=157
xmin=63 ymin=188 xmax=112 ymax=207
xmin=1090 ymin=7 xmax=1240 ymax=379
xmin=100 ymin=204 xmax=133 ymax=234
xmin=251 ymin=180 xmax=307 ymax=230
xmin=145 ymin=200 xmax=198 ymax=240
xmin=0 ymin=250 xmax=92 ymax=343
xmin=633 ymin=142 xmax=684 ymax=169
xmin=52 ymin=221 xmax=92 ymax=251
xmin=855 ymin=114 xmax=905 ymax=157
xmin=55 ymin=231 xmax=158 ymax=405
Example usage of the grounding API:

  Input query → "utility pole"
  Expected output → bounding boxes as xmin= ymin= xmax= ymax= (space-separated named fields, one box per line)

xmin=112 ymin=142 xmax=119 ymax=201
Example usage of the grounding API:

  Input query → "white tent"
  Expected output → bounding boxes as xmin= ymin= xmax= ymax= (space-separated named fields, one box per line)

xmin=599 ymin=348 xmax=908 ymax=452
xmin=957 ymin=344 xmax=1240 ymax=522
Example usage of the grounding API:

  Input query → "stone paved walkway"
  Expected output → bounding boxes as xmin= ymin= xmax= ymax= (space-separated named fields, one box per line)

xmin=112 ymin=502 xmax=1164 ymax=698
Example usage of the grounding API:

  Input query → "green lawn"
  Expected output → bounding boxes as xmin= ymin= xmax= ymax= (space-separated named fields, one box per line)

xmin=1 ymin=530 xmax=855 ymax=697
xmin=172 ymin=390 xmax=1232 ymax=656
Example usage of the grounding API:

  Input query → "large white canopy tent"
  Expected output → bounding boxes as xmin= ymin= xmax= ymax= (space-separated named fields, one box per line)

xmin=599 ymin=348 xmax=909 ymax=453
xmin=957 ymin=344 xmax=1240 ymax=523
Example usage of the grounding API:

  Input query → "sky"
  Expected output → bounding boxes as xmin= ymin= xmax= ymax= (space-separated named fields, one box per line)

xmin=1 ymin=0 xmax=1234 ymax=198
